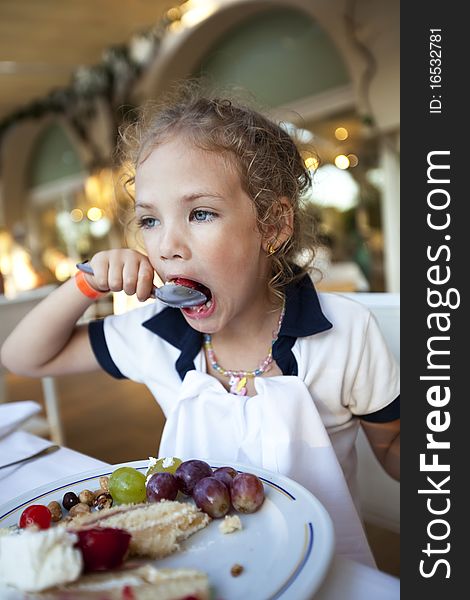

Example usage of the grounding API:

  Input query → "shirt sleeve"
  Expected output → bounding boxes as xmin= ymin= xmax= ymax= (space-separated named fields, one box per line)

xmin=88 ymin=319 xmax=127 ymax=379
xmin=348 ymin=311 xmax=400 ymax=419
xmin=361 ymin=395 xmax=400 ymax=422
xmin=87 ymin=303 xmax=166 ymax=384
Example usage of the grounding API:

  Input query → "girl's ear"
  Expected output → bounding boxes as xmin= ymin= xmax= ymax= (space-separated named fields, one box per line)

xmin=262 ymin=197 xmax=294 ymax=254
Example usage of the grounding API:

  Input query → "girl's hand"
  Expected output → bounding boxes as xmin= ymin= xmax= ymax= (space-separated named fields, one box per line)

xmin=86 ymin=250 xmax=155 ymax=301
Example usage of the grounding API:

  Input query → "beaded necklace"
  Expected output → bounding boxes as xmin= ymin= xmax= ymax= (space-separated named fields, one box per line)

xmin=203 ymin=298 xmax=286 ymax=396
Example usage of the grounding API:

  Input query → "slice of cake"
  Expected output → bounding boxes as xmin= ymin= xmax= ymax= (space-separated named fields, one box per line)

xmin=38 ymin=564 xmax=210 ymax=600
xmin=68 ymin=500 xmax=210 ymax=558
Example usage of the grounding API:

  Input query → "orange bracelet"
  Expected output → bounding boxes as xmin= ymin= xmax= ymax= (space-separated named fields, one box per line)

xmin=75 ymin=271 xmax=107 ymax=300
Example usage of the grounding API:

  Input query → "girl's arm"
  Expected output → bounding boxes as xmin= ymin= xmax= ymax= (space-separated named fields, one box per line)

xmin=360 ymin=418 xmax=400 ymax=481
xmin=0 ymin=249 xmax=155 ymax=378
xmin=1 ymin=278 xmax=101 ymax=376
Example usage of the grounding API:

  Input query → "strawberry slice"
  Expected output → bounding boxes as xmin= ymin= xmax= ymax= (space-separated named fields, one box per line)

xmin=76 ymin=527 xmax=131 ymax=572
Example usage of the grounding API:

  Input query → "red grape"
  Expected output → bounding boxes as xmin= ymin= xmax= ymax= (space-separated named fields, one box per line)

xmin=213 ymin=466 xmax=238 ymax=479
xmin=76 ymin=528 xmax=131 ymax=572
xmin=146 ymin=472 xmax=179 ymax=502
xmin=231 ymin=473 xmax=265 ymax=513
xmin=175 ymin=459 xmax=213 ymax=496
xmin=192 ymin=476 xmax=231 ymax=518
xmin=213 ymin=469 xmax=234 ymax=490
xmin=19 ymin=505 xmax=52 ymax=529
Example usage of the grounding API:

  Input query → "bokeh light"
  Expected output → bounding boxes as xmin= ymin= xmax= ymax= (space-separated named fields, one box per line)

xmin=305 ymin=156 xmax=320 ymax=170
xmin=87 ymin=207 xmax=103 ymax=222
xmin=347 ymin=154 xmax=359 ymax=167
xmin=334 ymin=154 xmax=350 ymax=170
xmin=334 ymin=127 xmax=349 ymax=141
xmin=70 ymin=208 xmax=83 ymax=222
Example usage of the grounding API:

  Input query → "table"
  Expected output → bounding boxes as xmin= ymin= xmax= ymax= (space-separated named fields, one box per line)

xmin=0 ymin=433 xmax=399 ymax=599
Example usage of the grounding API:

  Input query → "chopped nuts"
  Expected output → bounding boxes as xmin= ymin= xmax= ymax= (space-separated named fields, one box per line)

xmin=68 ymin=502 xmax=91 ymax=518
xmin=99 ymin=476 xmax=110 ymax=492
xmin=78 ymin=490 xmax=95 ymax=506
xmin=93 ymin=492 xmax=113 ymax=511
xmin=230 ymin=564 xmax=244 ymax=577
xmin=47 ymin=501 xmax=62 ymax=522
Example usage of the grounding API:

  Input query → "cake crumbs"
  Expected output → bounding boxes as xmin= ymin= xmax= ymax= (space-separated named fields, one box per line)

xmin=218 ymin=514 xmax=242 ymax=534
xmin=230 ymin=564 xmax=244 ymax=577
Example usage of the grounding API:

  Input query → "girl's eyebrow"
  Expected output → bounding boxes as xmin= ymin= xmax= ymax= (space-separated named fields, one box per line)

xmin=135 ymin=192 xmax=224 ymax=210
xmin=135 ymin=201 xmax=155 ymax=210
xmin=181 ymin=192 xmax=224 ymax=202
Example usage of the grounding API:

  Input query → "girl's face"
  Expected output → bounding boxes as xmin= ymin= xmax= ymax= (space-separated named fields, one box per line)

xmin=134 ymin=134 xmax=271 ymax=334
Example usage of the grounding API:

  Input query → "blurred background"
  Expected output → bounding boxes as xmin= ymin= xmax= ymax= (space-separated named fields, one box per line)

xmin=0 ymin=0 xmax=399 ymax=575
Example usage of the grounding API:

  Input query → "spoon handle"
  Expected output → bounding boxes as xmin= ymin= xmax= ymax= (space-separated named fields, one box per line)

xmin=0 ymin=445 xmax=60 ymax=470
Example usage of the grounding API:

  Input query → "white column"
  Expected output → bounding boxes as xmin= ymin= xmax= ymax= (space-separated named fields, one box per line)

xmin=380 ymin=136 xmax=400 ymax=292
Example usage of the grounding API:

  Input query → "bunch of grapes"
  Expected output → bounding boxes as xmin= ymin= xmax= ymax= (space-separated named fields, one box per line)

xmin=145 ymin=458 xmax=265 ymax=519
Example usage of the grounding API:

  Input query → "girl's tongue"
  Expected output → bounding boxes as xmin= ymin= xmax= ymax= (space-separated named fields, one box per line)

xmin=173 ymin=278 xmax=215 ymax=319
xmin=173 ymin=277 xmax=212 ymax=305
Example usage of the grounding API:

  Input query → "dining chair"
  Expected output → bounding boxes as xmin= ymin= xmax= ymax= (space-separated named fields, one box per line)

xmin=340 ymin=292 xmax=400 ymax=533
xmin=0 ymin=285 xmax=64 ymax=445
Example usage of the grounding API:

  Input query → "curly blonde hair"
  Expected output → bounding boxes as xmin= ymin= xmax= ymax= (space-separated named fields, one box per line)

xmin=118 ymin=82 xmax=320 ymax=299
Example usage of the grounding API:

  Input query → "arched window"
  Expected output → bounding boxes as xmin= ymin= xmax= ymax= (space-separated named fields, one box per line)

xmin=27 ymin=124 xmax=114 ymax=283
xmin=194 ymin=7 xmax=350 ymax=106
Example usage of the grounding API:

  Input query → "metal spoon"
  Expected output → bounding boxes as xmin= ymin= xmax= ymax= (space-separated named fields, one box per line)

xmin=76 ymin=262 xmax=207 ymax=308
xmin=0 ymin=445 xmax=60 ymax=470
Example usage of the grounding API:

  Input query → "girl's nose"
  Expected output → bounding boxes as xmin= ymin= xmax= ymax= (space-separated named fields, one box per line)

xmin=159 ymin=226 xmax=190 ymax=261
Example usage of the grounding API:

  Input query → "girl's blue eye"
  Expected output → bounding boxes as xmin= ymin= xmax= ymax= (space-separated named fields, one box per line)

xmin=192 ymin=209 xmax=216 ymax=222
xmin=138 ymin=216 xmax=158 ymax=229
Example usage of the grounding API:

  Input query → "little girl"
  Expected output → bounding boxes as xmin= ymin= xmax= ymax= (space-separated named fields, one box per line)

xmin=1 ymin=91 xmax=399 ymax=535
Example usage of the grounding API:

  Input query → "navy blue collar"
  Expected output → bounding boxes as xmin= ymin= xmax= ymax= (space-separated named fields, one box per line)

xmin=142 ymin=273 xmax=332 ymax=379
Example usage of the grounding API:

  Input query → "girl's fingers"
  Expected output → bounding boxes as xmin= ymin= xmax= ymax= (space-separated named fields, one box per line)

xmin=121 ymin=260 xmax=139 ymax=295
xmin=107 ymin=260 xmax=126 ymax=293
xmin=136 ymin=259 xmax=155 ymax=301
xmin=88 ymin=256 xmax=110 ymax=292
xmin=86 ymin=250 xmax=151 ymax=296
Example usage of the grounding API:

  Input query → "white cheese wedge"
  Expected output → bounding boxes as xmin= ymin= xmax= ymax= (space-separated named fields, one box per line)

xmin=0 ymin=527 xmax=83 ymax=592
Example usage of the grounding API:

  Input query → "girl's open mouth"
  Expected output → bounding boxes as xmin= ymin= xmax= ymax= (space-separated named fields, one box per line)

xmin=171 ymin=277 xmax=215 ymax=319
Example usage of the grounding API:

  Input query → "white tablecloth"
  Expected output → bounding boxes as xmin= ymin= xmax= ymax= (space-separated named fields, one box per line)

xmin=0 ymin=432 xmax=399 ymax=599
xmin=0 ymin=432 xmax=107 ymax=505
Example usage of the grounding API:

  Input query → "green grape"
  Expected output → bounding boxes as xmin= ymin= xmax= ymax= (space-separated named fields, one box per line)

xmin=108 ymin=467 xmax=147 ymax=505
xmin=146 ymin=456 xmax=182 ymax=478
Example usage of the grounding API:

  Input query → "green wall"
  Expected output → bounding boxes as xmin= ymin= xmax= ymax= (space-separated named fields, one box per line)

xmin=28 ymin=123 xmax=84 ymax=188
xmin=195 ymin=7 xmax=350 ymax=106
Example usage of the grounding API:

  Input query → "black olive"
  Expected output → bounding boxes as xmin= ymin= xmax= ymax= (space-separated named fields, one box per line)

xmin=62 ymin=491 xmax=79 ymax=511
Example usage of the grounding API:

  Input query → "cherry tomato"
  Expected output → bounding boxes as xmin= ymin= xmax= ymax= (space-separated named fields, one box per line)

xmin=19 ymin=504 xmax=52 ymax=529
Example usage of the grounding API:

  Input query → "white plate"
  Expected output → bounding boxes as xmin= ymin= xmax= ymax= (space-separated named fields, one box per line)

xmin=0 ymin=460 xmax=334 ymax=600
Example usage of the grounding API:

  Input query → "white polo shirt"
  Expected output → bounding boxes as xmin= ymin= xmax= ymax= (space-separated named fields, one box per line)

xmin=89 ymin=274 xmax=400 ymax=488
